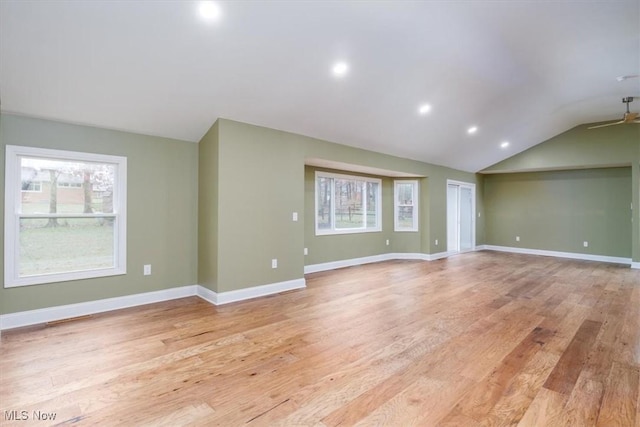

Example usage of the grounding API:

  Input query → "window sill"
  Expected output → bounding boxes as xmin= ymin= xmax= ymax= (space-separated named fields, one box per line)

xmin=4 ymin=267 xmax=127 ymax=288
xmin=315 ymin=228 xmax=382 ymax=236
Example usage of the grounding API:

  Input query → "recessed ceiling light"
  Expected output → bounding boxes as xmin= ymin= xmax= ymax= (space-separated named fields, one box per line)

xmin=199 ymin=1 xmax=221 ymax=21
xmin=467 ymin=126 xmax=478 ymax=134
xmin=501 ymin=141 xmax=510 ymax=148
xmin=332 ymin=62 xmax=349 ymax=77
xmin=418 ymin=104 xmax=432 ymax=115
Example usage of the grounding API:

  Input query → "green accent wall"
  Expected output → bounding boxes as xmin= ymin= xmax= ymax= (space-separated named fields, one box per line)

xmin=301 ymin=136 xmax=476 ymax=256
xmin=484 ymin=168 xmax=632 ymax=257
xmin=303 ymin=167 xmax=397 ymax=265
xmin=215 ymin=120 xmax=306 ymax=292
xmin=302 ymin=168 xmax=434 ymax=264
xmin=198 ymin=120 xmax=219 ymax=292
xmin=0 ymin=114 xmax=198 ymax=315
xmin=198 ymin=119 xmax=478 ymax=290
xmin=475 ymin=173 xmax=486 ymax=246
xmin=482 ymin=124 xmax=637 ymax=173
xmin=482 ymin=124 xmax=639 ymax=263
xmin=634 ymin=160 xmax=639 ymax=264
xmin=5 ymin=112 xmax=634 ymax=317
xmin=1 ymin=115 xmax=480 ymax=314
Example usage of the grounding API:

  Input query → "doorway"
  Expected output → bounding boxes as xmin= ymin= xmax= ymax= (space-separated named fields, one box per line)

xmin=447 ymin=180 xmax=476 ymax=253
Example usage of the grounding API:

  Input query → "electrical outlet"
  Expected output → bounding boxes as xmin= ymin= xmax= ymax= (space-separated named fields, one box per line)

xmin=386 ymin=239 xmax=390 ymax=246
xmin=271 ymin=259 xmax=278 ymax=269
xmin=435 ymin=239 xmax=438 ymax=246
xmin=304 ymin=248 xmax=308 ymax=255
xmin=292 ymin=212 xmax=298 ymax=221
xmin=583 ymin=241 xmax=589 ymax=247
xmin=516 ymin=236 xmax=520 ymax=242
xmin=143 ymin=264 xmax=151 ymax=275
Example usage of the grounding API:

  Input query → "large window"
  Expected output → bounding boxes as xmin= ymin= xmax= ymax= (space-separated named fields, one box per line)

xmin=5 ymin=145 xmax=127 ymax=287
xmin=315 ymin=171 xmax=381 ymax=235
xmin=394 ymin=180 xmax=418 ymax=232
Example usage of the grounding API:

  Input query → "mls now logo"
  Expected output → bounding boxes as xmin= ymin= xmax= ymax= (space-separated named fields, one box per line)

xmin=4 ymin=410 xmax=57 ymax=421
xmin=4 ymin=410 xmax=28 ymax=420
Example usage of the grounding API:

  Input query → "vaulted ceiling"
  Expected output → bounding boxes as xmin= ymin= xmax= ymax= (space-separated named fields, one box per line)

xmin=1 ymin=1 xmax=638 ymax=172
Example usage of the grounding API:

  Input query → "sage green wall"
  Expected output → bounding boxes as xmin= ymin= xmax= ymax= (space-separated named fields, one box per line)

xmin=301 ymin=136 xmax=477 ymax=256
xmin=303 ymin=168 xmax=433 ymax=264
xmin=482 ymin=124 xmax=639 ymax=262
xmin=634 ymin=160 xmax=639 ymax=264
xmin=484 ymin=168 xmax=632 ymax=258
xmin=475 ymin=174 xmax=486 ymax=245
xmin=215 ymin=120 xmax=306 ymax=292
xmin=207 ymin=120 xmax=477 ymax=277
xmin=482 ymin=124 xmax=637 ymax=173
xmin=304 ymin=167 xmax=405 ymax=265
xmin=0 ymin=114 xmax=198 ymax=315
xmin=198 ymin=121 xmax=219 ymax=291
xmin=2 ymin=115 xmax=479 ymax=313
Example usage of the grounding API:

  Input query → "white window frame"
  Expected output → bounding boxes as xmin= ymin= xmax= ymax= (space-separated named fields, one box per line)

xmin=394 ymin=180 xmax=419 ymax=232
xmin=4 ymin=145 xmax=127 ymax=287
xmin=315 ymin=171 xmax=382 ymax=235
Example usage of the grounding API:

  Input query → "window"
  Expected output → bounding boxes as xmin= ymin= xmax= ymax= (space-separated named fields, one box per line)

xmin=22 ymin=182 xmax=42 ymax=192
xmin=4 ymin=145 xmax=127 ymax=287
xmin=57 ymin=181 xmax=83 ymax=188
xmin=315 ymin=171 xmax=381 ymax=235
xmin=394 ymin=180 xmax=418 ymax=231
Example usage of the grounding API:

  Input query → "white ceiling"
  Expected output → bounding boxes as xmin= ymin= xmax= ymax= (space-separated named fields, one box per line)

xmin=1 ymin=1 xmax=638 ymax=172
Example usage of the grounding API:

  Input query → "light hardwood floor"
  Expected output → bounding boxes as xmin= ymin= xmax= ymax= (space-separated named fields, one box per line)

xmin=1 ymin=251 xmax=639 ymax=426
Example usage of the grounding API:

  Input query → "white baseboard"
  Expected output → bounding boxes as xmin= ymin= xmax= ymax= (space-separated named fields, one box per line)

xmin=303 ymin=251 xmax=461 ymax=274
xmin=196 ymin=278 xmax=306 ymax=305
xmin=304 ymin=254 xmax=393 ymax=274
xmin=631 ymin=262 xmax=640 ymax=270
xmin=482 ymin=245 xmax=632 ymax=266
xmin=0 ymin=285 xmax=198 ymax=331
xmin=388 ymin=252 xmax=428 ymax=261
xmin=427 ymin=251 xmax=453 ymax=261
xmin=196 ymin=285 xmax=218 ymax=305
xmin=0 ymin=278 xmax=308 ymax=331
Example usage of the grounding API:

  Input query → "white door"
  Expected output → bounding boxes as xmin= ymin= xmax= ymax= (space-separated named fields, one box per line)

xmin=447 ymin=181 xmax=476 ymax=254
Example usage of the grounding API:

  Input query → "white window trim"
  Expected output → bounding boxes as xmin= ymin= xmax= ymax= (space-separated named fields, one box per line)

xmin=315 ymin=171 xmax=382 ymax=236
xmin=394 ymin=180 xmax=419 ymax=232
xmin=4 ymin=145 xmax=127 ymax=288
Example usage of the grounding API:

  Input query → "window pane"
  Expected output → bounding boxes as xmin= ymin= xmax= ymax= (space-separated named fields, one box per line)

xmin=315 ymin=172 xmax=381 ymax=235
xmin=20 ymin=157 xmax=115 ymax=215
xmin=367 ymin=182 xmax=378 ymax=228
xmin=397 ymin=183 xmax=414 ymax=205
xmin=335 ymin=179 xmax=364 ymax=229
xmin=398 ymin=206 xmax=414 ymax=229
xmin=19 ymin=218 xmax=115 ymax=277
xmin=316 ymin=177 xmax=331 ymax=230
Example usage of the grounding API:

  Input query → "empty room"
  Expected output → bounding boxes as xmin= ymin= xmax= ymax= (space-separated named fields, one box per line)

xmin=1 ymin=1 xmax=639 ymax=426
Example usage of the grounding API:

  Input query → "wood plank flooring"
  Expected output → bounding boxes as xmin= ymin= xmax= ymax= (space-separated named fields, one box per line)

xmin=1 ymin=251 xmax=639 ymax=426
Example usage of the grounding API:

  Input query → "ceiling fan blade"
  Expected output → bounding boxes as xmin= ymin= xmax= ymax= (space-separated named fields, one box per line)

xmin=588 ymin=120 xmax=625 ymax=129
